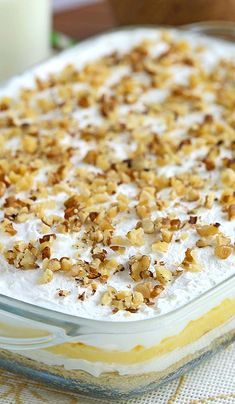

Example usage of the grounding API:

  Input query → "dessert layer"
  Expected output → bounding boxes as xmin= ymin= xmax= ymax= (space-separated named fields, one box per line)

xmin=0 ymin=28 xmax=234 ymax=321
xmin=4 ymin=327 xmax=234 ymax=397
xmin=46 ymin=299 xmax=235 ymax=364
xmin=15 ymin=298 xmax=235 ymax=376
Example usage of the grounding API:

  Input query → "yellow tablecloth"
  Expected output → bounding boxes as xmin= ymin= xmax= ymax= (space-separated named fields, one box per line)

xmin=0 ymin=344 xmax=234 ymax=404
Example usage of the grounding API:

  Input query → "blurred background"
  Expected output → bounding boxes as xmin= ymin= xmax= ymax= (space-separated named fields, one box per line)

xmin=53 ymin=0 xmax=235 ymax=40
xmin=53 ymin=0 xmax=99 ymax=11
xmin=53 ymin=0 xmax=114 ymax=41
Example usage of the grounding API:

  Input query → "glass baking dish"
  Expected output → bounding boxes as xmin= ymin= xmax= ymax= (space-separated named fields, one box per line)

xmin=0 ymin=22 xmax=234 ymax=400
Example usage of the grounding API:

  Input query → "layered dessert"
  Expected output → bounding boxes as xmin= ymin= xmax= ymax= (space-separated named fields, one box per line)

xmin=0 ymin=28 xmax=234 ymax=396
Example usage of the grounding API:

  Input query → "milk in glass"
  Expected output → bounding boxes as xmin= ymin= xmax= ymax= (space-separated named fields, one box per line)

xmin=0 ymin=0 xmax=51 ymax=82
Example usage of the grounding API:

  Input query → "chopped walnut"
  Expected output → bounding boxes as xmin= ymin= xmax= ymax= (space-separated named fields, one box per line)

xmin=22 ymin=135 xmax=37 ymax=154
xmin=5 ymin=241 xmax=38 ymax=269
xmin=43 ymin=258 xmax=61 ymax=272
xmin=221 ymin=169 xmax=235 ymax=187
xmin=0 ymin=220 xmax=17 ymax=236
xmin=184 ymin=188 xmax=200 ymax=202
xmin=228 ymin=204 xmax=235 ymax=220
xmin=78 ymin=291 xmax=86 ymax=301
xmin=91 ymin=248 xmax=107 ymax=261
xmin=0 ymin=181 xmax=6 ymax=197
xmin=214 ymin=245 xmax=233 ymax=259
xmin=196 ymin=224 xmax=220 ymax=237
xmin=196 ymin=238 xmax=214 ymax=248
xmin=152 ymin=241 xmax=169 ymax=253
xmin=155 ymin=266 xmax=173 ymax=285
xmin=204 ymin=193 xmax=215 ymax=209
xmin=189 ymin=216 xmax=197 ymax=225
xmin=129 ymin=254 xmax=151 ymax=281
xmin=135 ymin=282 xmax=164 ymax=301
xmin=136 ymin=204 xmax=151 ymax=219
xmin=101 ymin=286 xmax=144 ymax=312
xmin=181 ymin=248 xmax=202 ymax=272
xmin=161 ymin=230 xmax=173 ymax=243
xmin=38 ymin=269 xmax=53 ymax=284
xmin=215 ymin=234 xmax=231 ymax=247
xmin=110 ymin=236 xmax=130 ymax=247
xmin=142 ymin=219 xmax=155 ymax=234
xmin=58 ymin=289 xmax=71 ymax=297
xmin=60 ymin=257 xmax=72 ymax=271
xmin=41 ymin=246 xmax=51 ymax=260
xmin=126 ymin=228 xmax=145 ymax=246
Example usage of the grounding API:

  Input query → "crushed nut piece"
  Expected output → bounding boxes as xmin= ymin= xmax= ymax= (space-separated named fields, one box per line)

xmin=181 ymin=248 xmax=202 ymax=272
xmin=129 ymin=254 xmax=151 ymax=281
xmin=214 ymin=245 xmax=233 ymax=259
xmin=152 ymin=241 xmax=169 ymax=253
xmin=101 ymin=286 xmax=144 ymax=312
xmin=135 ymin=282 xmax=164 ymax=301
xmin=58 ymin=289 xmax=71 ymax=297
xmin=38 ymin=269 xmax=53 ymax=284
xmin=228 ymin=204 xmax=235 ymax=220
xmin=155 ymin=266 xmax=173 ymax=284
xmin=0 ymin=182 xmax=6 ymax=197
xmin=126 ymin=228 xmax=145 ymax=246
xmin=43 ymin=258 xmax=61 ymax=272
xmin=196 ymin=224 xmax=219 ymax=237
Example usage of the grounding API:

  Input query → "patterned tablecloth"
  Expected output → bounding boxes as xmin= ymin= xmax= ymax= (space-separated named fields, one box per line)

xmin=0 ymin=344 xmax=234 ymax=404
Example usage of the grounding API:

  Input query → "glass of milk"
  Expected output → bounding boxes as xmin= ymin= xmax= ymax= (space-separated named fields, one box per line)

xmin=0 ymin=0 xmax=51 ymax=82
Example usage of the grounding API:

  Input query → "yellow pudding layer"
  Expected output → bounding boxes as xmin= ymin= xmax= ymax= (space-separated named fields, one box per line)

xmin=46 ymin=299 xmax=235 ymax=365
xmin=0 ymin=323 xmax=50 ymax=339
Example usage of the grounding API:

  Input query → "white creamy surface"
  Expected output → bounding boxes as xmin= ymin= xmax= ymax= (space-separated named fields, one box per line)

xmin=0 ymin=27 xmax=234 ymax=326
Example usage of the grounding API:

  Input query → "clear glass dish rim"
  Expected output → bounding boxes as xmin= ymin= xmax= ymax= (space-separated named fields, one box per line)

xmin=0 ymin=22 xmax=234 ymax=335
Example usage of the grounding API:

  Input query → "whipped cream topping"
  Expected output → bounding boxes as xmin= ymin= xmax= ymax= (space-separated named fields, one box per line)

xmin=0 ymin=28 xmax=234 ymax=322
